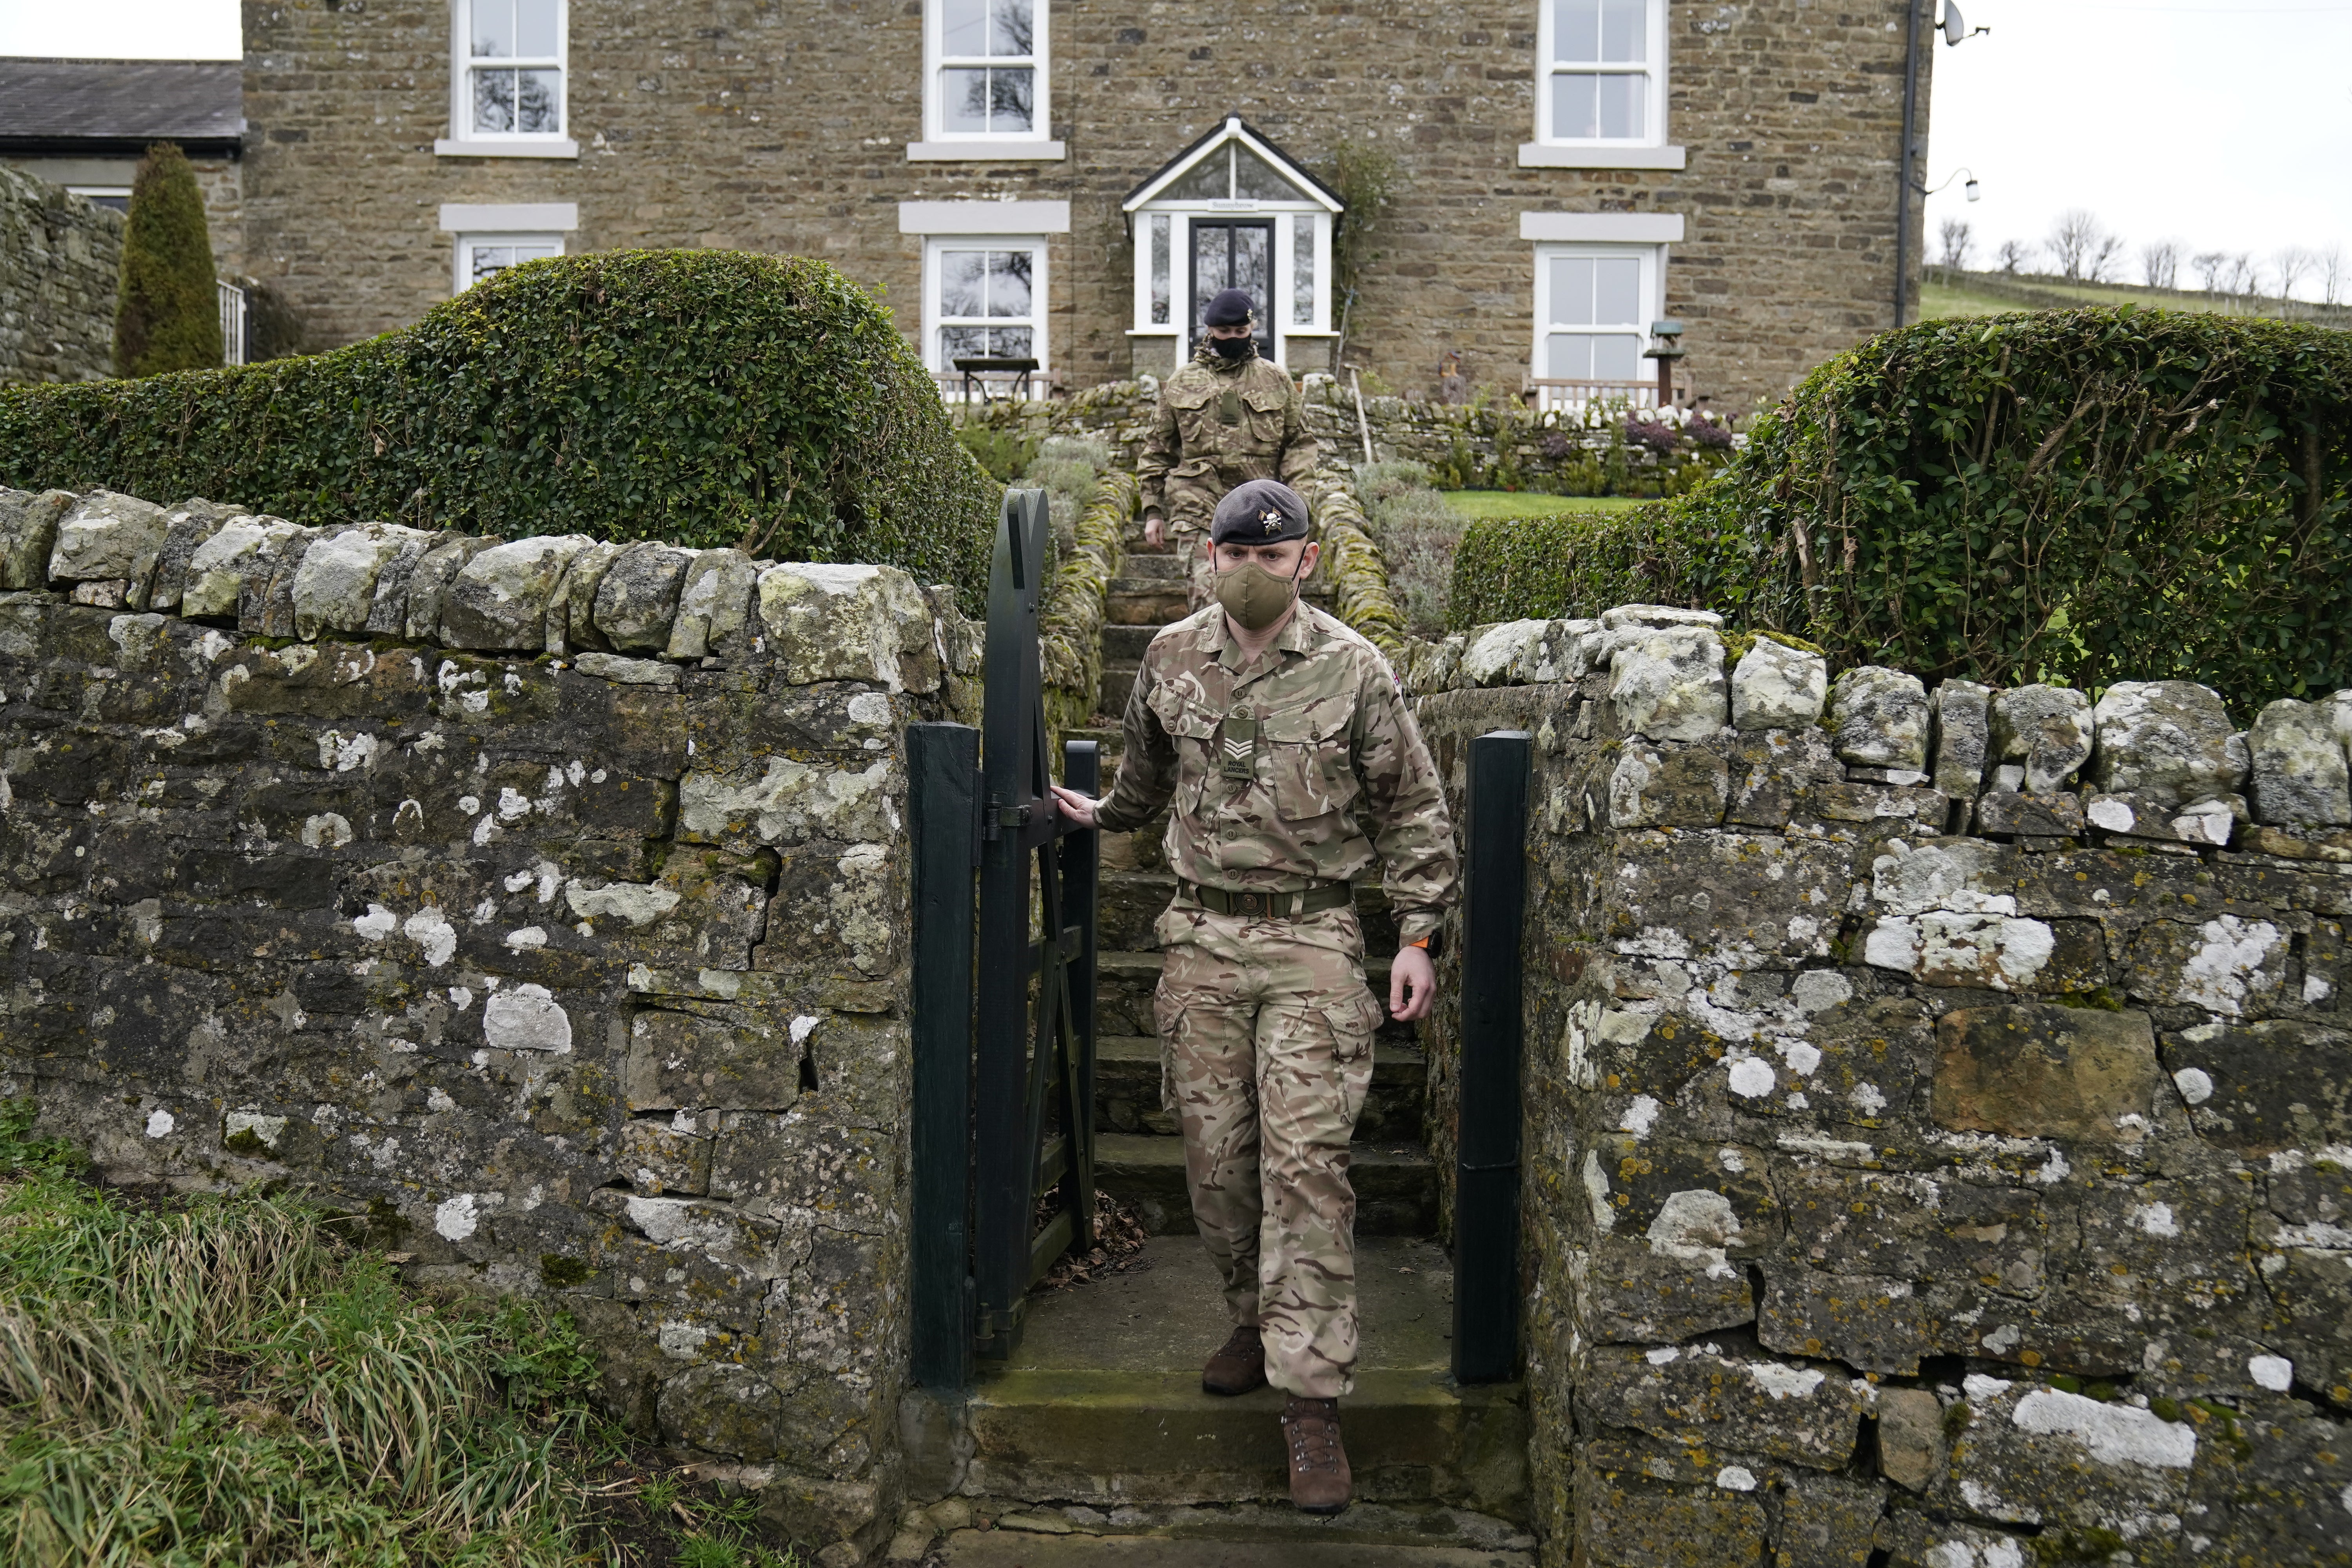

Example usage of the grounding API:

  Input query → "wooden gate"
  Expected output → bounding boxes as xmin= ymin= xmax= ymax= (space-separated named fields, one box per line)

xmin=908 ymin=489 xmax=1100 ymax=1387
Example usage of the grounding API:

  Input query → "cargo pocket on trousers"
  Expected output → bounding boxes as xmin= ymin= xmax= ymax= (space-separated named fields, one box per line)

xmin=1322 ymin=985 xmax=1384 ymax=1064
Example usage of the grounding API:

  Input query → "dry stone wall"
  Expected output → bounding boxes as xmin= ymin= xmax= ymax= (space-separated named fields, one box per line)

xmin=965 ymin=376 xmax=1707 ymax=490
xmin=0 ymin=485 xmax=982 ymax=1563
xmin=0 ymin=165 xmax=122 ymax=387
xmin=1409 ymin=612 xmax=2352 ymax=1567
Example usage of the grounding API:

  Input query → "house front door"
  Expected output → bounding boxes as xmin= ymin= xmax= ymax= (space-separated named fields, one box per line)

xmin=1188 ymin=219 xmax=1275 ymax=361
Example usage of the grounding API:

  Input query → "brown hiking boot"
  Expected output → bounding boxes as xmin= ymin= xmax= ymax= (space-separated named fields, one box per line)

xmin=1201 ymin=1324 xmax=1267 ymax=1395
xmin=1281 ymin=1394 xmax=1351 ymax=1514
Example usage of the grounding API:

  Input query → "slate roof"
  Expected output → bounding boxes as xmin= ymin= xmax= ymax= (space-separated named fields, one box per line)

xmin=0 ymin=59 xmax=243 ymax=156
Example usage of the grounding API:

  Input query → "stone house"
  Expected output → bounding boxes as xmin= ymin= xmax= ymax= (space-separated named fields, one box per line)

xmin=232 ymin=1 xmax=1929 ymax=412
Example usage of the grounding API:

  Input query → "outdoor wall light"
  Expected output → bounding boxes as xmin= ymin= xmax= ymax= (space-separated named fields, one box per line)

xmin=1916 ymin=167 xmax=1981 ymax=201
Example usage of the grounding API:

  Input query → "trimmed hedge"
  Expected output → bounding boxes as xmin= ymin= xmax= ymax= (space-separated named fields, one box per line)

xmin=1446 ymin=503 xmax=1697 ymax=631
xmin=1452 ymin=308 xmax=2352 ymax=710
xmin=2 ymin=249 xmax=997 ymax=607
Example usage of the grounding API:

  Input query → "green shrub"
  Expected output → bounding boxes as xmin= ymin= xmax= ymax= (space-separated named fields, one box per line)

xmin=1677 ymin=307 xmax=2352 ymax=705
xmin=113 ymin=142 xmax=223 ymax=377
xmin=957 ymin=423 xmax=1038 ymax=484
xmin=1357 ymin=463 xmax=1465 ymax=637
xmin=1450 ymin=309 xmax=2352 ymax=710
xmin=1446 ymin=503 xmax=1697 ymax=631
xmin=8 ymin=249 xmax=998 ymax=608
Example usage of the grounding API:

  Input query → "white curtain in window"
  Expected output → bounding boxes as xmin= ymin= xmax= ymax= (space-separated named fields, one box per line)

xmin=1546 ymin=0 xmax=1654 ymax=142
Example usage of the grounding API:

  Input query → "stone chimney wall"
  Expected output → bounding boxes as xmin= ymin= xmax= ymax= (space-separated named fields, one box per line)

xmin=1408 ymin=612 xmax=2352 ymax=1567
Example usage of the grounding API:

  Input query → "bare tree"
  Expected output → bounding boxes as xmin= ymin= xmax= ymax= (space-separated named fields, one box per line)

xmin=2272 ymin=246 xmax=2312 ymax=303
xmin=1937 ymin=217 xmax=1975 ymax=270
xmin=2191 ymin=250 xmax=2230 ymax=292
xmin=2139 ymin=239 xmax=2180 ymax=291
xmin=2225 ymin=254 xmax=2260 ymax=299
xmin=2046 ymin=209 xmax=2111 ymax=281
xmin=2321 ymin=245 xmax=2345 ymax=308
xmin=2087 ymin=232 xmax=2127 ymax=283
xmin=1995 ymin=238 xmax=2033 ymax=275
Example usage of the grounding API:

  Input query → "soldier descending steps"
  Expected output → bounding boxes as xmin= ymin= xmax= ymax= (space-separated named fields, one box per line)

xmin=1051 ymin=479 xmax=1457 ymax=1514
xmin=1136 ymin=289 xmax=1321 ymax=614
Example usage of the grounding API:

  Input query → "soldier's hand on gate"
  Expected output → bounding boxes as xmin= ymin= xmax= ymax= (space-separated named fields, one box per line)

xmin=1390 ymin=943 xmax=1437 ymax=1023
xmin=1049 ymin=784 xmax=1100 ymax=828
xmin=1143 ymin=511 xmax=1166 ymax=549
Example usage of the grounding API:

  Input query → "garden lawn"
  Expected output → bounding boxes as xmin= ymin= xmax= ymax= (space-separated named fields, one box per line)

xmin=1441 ymin=491 xmax=1653 ymax=519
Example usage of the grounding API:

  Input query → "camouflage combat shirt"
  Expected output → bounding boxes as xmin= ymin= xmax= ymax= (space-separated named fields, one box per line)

xmin=1136 ymin=340 xmax=1320 ymax=528
xmin=1093 ymin=601 xmax=1458 ymax=943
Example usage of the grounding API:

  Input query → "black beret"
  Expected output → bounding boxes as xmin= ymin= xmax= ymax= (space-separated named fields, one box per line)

xmin=1210 ymin=479 xmax=1312 ymax=546
xmin=1203 ymin=287 xmax=1257 ymax=327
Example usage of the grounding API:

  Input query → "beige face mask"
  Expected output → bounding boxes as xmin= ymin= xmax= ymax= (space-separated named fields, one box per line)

xmin=1215 ymin=554 xmax=1302 ymax=632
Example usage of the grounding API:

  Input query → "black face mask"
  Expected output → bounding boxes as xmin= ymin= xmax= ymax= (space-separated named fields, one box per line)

xmin=1210 ymin=335 xmax=1253 ymax=361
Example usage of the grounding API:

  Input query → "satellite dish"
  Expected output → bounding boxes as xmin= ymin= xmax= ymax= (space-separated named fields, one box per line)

xmin=1942 ymin=3 xmax=1967 ymax=46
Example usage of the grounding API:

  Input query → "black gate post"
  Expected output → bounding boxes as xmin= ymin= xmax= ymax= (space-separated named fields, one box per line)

xmin=1454 ymin=729 xmax=1531 ymax=1385
xmin=974 ymin=493 xmax=1047 ymax=1354
xmin=1058 ymin=739 xmax=1100 ymax=1240
xmin=908 ymin=721 xmax=978 ymax=1391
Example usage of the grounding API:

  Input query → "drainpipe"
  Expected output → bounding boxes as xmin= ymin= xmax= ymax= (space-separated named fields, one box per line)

xmin=1894 ymin=0 xmax=1924 ymax=328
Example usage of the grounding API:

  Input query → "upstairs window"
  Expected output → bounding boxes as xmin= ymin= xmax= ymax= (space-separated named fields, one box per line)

xmin=932 ymin=0 xmax=1042 ymax=140
xmin=1540 ymin=0 xmax=1663 ymax=144
xmin=461 ymin=0 xmax=566 ymax=140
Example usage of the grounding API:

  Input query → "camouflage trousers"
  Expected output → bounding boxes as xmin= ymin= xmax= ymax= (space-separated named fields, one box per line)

xmin=1168 ymin=522 xmax=1218 ymax=613
xmin=1152 ymin=900 xmax=1384 ymax=1399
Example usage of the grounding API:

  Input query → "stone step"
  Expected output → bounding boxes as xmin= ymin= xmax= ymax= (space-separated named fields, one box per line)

xmin=1121 ymin=550 xmax=1189 ymax=581
xmin=960 ymin=1236 xmax=1528 ymax=1515
xmin=938 ymin=1531 xmax=1532 ymax=1567
xmin=1094 ymin=1134 xmax=1438 ymax=1238
xmin=1103 ymin=623 xmax=1164 ymax=662
xmin=1110 ymin=584 xmax=1191 ymax=625
xmin=1097 ymin=871 xmax=1402 ymax=957
xmin=1101 ymin=665 xmax=1142 ymax=719
xmin=1093 ymin=1034 xmax=1426 ymax=1143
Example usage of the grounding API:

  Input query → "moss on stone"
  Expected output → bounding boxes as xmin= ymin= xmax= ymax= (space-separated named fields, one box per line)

xmin=1299 ymin=471 xmax=1409 ymax=661
xmin=1038 ymin=466 xmax=1134 ymax=742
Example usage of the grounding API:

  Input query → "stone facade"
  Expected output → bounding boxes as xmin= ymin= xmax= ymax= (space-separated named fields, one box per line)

xmin=1410 ymin=619 xmax=2352 ymax=1566
xmin=0 ymin=484 xmax=982 ymax=1562
xmin=0 ymin=165 xmax=122 ymax=385
xmin=238 ymin=0 xmax=1929 ymax=413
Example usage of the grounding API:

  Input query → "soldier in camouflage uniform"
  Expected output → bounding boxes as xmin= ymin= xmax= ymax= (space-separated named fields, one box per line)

xmin=1051 ymin=479 xmax=1456 ymax=1515
xmin=1136 ymin=288 xmax=1321 ymax=613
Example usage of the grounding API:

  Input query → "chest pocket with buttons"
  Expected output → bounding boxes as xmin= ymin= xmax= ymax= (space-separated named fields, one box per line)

xmin=1240 ymin=385 xmax=1290 ymax=448
xmin=1148 ymin=680 xmax=1223 ymax=814
xmin=1261 ymin=692 xmax=1359 ymax=821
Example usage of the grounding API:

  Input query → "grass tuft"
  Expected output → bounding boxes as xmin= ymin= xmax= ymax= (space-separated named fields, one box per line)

xmin=0 ymin=1098 xmax=801 ymax=1567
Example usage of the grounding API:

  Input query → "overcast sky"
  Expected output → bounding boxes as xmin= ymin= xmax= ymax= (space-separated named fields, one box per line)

xmin=1924 ymin=0 xmax=2352 ymax=297
xmin=7 ymin=0 xmax=2349 ymax=297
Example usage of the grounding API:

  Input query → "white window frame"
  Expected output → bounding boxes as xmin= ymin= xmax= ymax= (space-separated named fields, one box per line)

xmin=437 ymin=0 xmax=579 ymax=160
xmin=1122 ymin=120 xmax=1343 ymax=374
xmin=1521 ymin=0 xmax=1685 ymax=170
xmin=921 ymin=235 xmax=1050 ymax=387
xmin=452 ymin=232 xmax=567 ymax=294
xmin=1530 ymin=241 xmax=1663 ymax=403
xmin=910 ymin=0 xmax=1063 ymax=162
